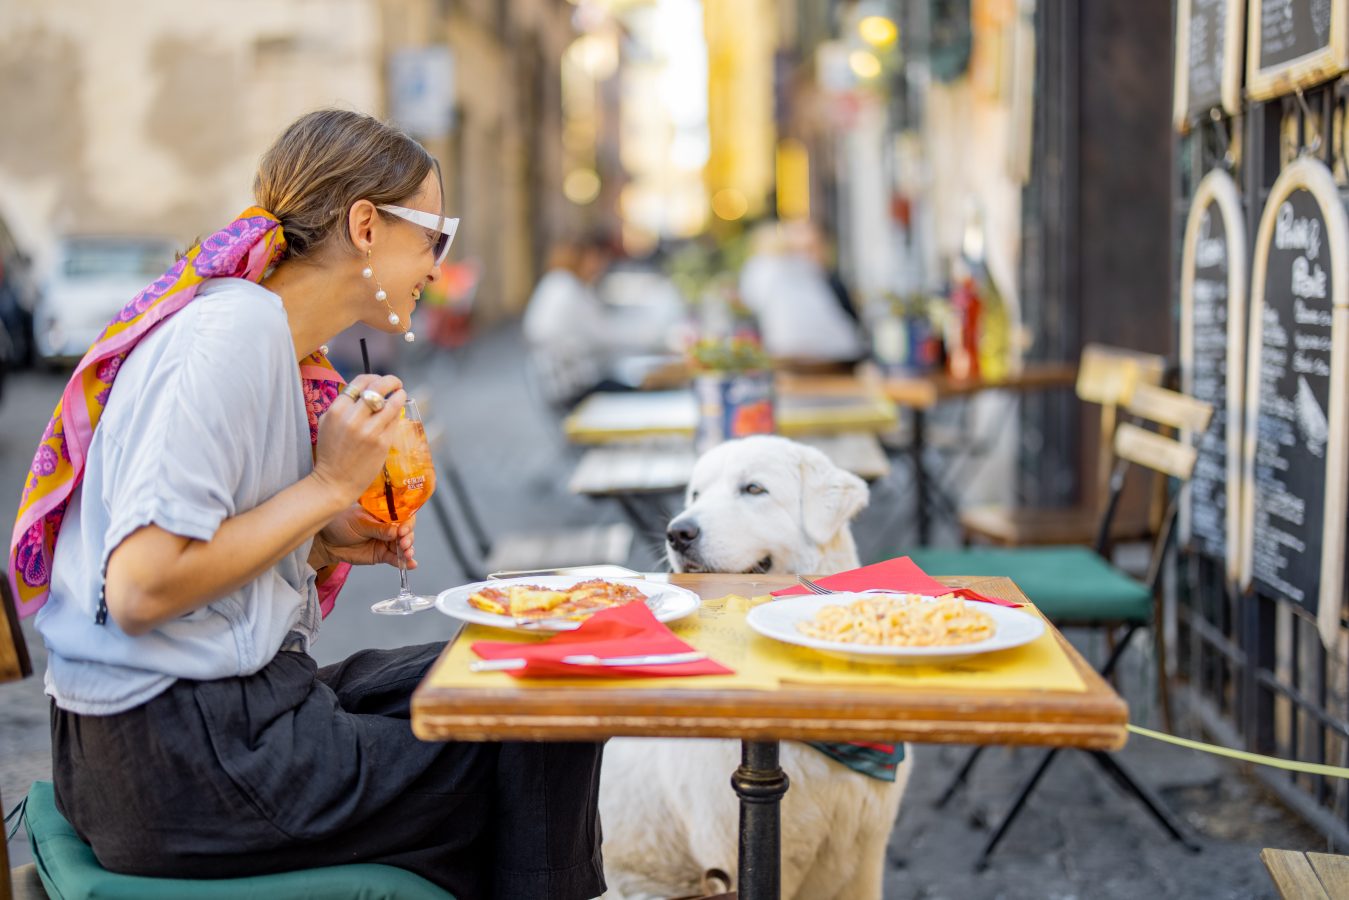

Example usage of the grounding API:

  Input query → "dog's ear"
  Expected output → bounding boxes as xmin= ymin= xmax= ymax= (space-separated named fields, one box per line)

xmin=797 ymin=450 xmax=869 ymax=546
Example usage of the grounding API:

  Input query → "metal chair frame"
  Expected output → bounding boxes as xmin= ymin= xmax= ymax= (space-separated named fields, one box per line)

xmin=933 ymin=386 xmax=1210 ymax=868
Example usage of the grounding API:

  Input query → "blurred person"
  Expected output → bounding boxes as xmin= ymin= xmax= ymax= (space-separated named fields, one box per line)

xmin=738 ymin=219 xmax=863 ymax=361
xmin=522 ymin=234 xmax=670 ymax=406
xmin=9 ymin=109 xmax=603 ymax=900
xmin=790 ymin=218 xmax=862 ymax=325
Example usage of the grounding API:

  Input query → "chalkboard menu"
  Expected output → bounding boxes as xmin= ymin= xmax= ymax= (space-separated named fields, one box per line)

xmin=1242 ymin=157 xmax=1349 ymax=647
xmin=1174 ymin=0 xmax=1245 ymax=128
xmin=1180 ymin=170 xmax=1247 ymax=582
xmin=1247 ymin=0 xmax=1349 ymax=100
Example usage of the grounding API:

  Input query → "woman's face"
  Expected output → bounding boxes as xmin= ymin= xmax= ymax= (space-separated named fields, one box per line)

xmin=360 ymin=170 xmax=444 ymax=336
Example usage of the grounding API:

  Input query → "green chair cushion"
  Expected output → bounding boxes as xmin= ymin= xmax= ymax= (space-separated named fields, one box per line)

xmin=24 ymin=781 xmax=454 ymax=900
xmin=908 ymin=546 xmax=1153 ymax=624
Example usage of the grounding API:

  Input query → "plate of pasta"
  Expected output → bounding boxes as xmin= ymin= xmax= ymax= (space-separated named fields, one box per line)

xmin=745 ymin=592 xmax=1045 ymax=664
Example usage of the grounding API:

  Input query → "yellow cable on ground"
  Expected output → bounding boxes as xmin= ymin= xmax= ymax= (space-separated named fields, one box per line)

xmin=1128 ymin=723 xmax=1349 ymax=779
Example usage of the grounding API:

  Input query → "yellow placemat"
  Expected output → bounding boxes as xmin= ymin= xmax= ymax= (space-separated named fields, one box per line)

xmin=427 ymin=598 xmax=779 ymax=691
xmin=427 ymin=594 xmax=1085 ymax=694
xmin=686 ymin=594 xmax=1087 ymax=693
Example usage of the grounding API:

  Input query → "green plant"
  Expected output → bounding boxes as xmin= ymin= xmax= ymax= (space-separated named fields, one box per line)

xmin=687 ymin=336 xmax=771 ymax=373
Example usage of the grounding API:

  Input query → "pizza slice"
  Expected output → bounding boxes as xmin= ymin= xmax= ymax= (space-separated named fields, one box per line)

xmin=466 ymin=579 xmax=648 ymax=621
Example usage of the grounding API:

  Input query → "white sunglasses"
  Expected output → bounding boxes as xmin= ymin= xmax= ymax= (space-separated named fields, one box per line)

xmin=376 ymin=204 xmax=460 ymax=266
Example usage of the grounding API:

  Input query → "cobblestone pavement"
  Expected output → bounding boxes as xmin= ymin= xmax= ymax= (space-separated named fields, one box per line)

xmin=1 ymin=323 xmax=1322 ymax=895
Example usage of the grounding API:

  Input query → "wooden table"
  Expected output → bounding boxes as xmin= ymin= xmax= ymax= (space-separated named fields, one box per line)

xmin=563 ymin=376 xmax=898 ymax=445
xmin=875 ymin=362 xmax=1079 ymax=410
xmin=412 ymin=573 xmax=1127 ymax=899
xmin=870 ymin=362 xmax=1079 ymax=543
xmin=636 ymin=357 xmax=857 ymax=391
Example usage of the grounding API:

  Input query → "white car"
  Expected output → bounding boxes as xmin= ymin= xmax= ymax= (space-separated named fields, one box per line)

xmin=35 ymin=235 xmax=177 ymax=366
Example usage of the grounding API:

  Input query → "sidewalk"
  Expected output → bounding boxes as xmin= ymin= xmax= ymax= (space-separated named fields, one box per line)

xmin=1 ymin=322 xmax=1316 ymax=896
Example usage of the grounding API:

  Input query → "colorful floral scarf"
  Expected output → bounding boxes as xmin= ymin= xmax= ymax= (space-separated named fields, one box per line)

xmin=9 ymin=207 xmax=350 ymax=621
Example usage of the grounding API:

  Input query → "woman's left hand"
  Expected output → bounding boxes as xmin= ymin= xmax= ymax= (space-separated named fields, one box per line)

xmin=312 ymin=506 xmax=416 ymax=570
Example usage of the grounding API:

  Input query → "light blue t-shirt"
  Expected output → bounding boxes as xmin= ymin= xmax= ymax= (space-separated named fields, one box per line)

xmin=37 ymin=278 xmax=322 ymax=715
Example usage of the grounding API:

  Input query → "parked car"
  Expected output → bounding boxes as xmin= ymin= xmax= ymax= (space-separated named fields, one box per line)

xmin=35 ymin=235 xmax=177 ymax=367
xmin=0 ymin=210 xmax=40 ymax=367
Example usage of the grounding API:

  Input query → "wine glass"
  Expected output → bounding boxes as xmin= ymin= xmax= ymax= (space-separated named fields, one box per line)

xmin=358 ymin=398 xmax=438 ymax=615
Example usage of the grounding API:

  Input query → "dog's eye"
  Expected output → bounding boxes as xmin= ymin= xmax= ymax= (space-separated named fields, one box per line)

xmin=742 ymin=482 xmax=767 ymax=496
xmin=690 ymin=491 xmax=699 ymax=501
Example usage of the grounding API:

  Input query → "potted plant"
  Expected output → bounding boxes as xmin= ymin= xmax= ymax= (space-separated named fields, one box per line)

xmin=688 ymin=335 xmax=775 ymax=453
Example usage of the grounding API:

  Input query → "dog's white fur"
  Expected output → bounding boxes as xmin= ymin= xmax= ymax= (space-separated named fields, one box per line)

xmin=599 ymin=436 xmax=911 ymax=900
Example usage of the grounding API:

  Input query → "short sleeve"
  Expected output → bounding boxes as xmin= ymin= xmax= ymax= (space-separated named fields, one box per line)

xmin=98 ymin=285 xmax=295 ymax=557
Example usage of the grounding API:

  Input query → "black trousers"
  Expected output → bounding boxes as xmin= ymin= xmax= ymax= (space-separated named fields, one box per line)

xmin=51 ymin=642 xmax=605 ymax=900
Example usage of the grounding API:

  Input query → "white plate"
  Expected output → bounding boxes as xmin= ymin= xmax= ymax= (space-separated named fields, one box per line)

xmin=435 ymin=576 xmax=701 ymax=633
xmin=745 ymin=593 xmax=1045 ymax=665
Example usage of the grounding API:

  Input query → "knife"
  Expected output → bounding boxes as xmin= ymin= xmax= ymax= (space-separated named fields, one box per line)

xmin=488 ymin=564 xmax=644 ymax=579
xmin=470 ymin=651 xmax=707 ymax=673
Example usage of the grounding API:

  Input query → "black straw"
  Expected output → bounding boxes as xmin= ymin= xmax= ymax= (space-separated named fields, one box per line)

xmin=359 ymin=338 xmax=372 ymax=374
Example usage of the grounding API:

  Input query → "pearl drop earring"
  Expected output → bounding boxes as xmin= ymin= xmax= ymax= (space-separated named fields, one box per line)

xmin=365 ymin=251 xmax=414 ymax=343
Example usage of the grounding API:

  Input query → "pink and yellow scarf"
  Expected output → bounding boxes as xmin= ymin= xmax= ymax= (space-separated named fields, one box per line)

xmin=9 ymin=207 xmax=350 ymax=620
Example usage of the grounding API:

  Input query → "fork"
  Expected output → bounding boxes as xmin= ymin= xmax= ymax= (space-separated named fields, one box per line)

xmin=797 ymin=576 xmax=898 ymax=597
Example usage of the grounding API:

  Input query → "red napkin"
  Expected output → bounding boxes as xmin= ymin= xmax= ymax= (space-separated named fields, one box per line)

xmin=470 ymin=602 xmax=733 ymax=678
xmin=770 ymin=556 xmax=1021 ymax=607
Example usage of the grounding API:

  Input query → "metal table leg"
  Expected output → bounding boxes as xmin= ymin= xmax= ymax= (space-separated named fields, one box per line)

xmin=733 ymin=740 xmax=789 ymax=900
xmin=615 ymin=493 xmax=673 ymax=538
xmin=912 ymin=409 xmax=931 ymax=544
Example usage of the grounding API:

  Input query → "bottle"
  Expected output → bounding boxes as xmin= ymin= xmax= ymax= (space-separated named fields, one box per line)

xmin=958 ymin=198 xmax=1011 ymax=381
xmin=975 ymin=265 xmax=1010 ymax=381
xmin=946 ymin=260 xmax=981 ymax=381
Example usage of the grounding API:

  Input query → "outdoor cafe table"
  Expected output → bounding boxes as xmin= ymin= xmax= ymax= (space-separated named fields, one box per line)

xmin=872 ymin=361 xmax=1079 ymax=543
xmin=562 ymin=373 xmax=898 ymax=445
xmin=411 ymin=573 xmax=1128 ymax=900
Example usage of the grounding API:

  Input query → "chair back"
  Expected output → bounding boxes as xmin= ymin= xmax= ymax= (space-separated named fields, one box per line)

xmin=1094 ymin=385 xmax=1214 ymax=592
xmin=1 ymin=573 xmax=32 ymax=684
xmin=2 ymin=572 xmax=33 ymax=900
xmin=1074 ymin=344 xmax=1168 ymax=515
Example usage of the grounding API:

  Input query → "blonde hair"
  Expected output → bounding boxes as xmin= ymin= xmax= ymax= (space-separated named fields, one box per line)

xmin=253 ymin=109 xmax=438 ymax=261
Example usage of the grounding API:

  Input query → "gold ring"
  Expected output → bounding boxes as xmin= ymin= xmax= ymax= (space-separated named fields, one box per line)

xmin=361 ymin=389 xmax=387 ymax=412
xmin=341 ymin=384 xmax=362 ymax=402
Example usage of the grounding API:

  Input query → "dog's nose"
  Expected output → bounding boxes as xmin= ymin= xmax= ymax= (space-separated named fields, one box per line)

xmin=666 ymin=519 xmax=700 ymax=551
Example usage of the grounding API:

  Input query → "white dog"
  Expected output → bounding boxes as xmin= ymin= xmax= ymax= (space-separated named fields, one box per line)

xmin=599 ymin=436 xmax=911 ymax=900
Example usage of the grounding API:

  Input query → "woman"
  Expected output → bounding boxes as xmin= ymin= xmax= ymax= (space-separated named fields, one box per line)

xmin=8 ymin=109 xmax=605 ymax=900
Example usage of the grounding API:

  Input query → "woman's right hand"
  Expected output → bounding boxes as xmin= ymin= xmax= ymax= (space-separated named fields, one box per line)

xmin=311 ymin=373 xmax=407 ymax=502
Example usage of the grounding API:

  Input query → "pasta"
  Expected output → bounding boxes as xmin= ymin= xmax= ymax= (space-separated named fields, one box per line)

xmin=796 ymin=593 xmax=995 ymax=647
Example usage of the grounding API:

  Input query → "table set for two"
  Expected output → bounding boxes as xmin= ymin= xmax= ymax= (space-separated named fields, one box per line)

xmin=409 ymin=558 xmax=1128 ymax=900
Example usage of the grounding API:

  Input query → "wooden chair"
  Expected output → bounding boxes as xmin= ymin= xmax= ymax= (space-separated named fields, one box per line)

xmin=958 ymin=343 xmax=1167 ymax=549
xmin=910 ymin=381 xmax=1212 ymax=868
xmin=1261 ymin=847 xmax=1349 ymax=898
xmin=2 ymin=572 xmax=34 ymax=900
